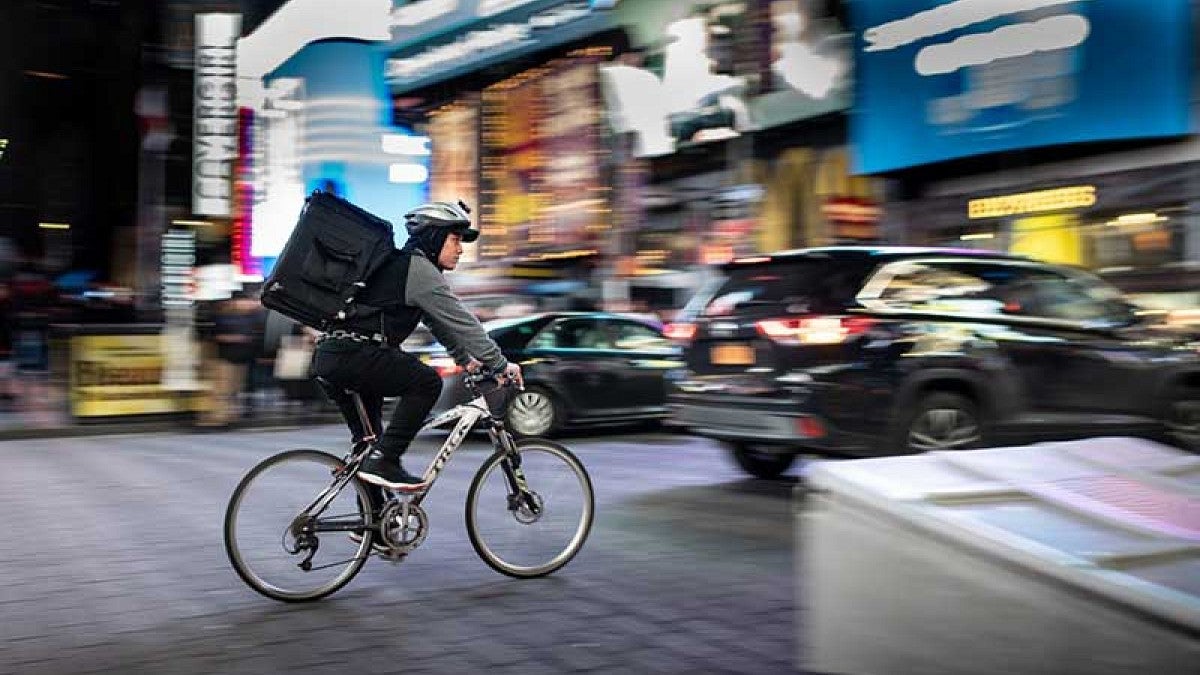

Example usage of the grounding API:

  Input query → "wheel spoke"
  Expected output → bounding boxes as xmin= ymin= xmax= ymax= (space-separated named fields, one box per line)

xmin=910 ymin=407 xmax=979 ymax=451
xmin=466 ymin=441 xmax=593 ymax=578
xmin=225 ymin=450 xmax=373 ymax=602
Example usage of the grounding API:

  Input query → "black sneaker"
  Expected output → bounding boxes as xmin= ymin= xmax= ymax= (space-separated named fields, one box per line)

xmin=358 ymin=449 xmax=426 ymax=489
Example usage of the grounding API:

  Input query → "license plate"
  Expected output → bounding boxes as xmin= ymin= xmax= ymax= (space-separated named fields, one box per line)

xmin=710 ymin=343 xmax=755 ymax=366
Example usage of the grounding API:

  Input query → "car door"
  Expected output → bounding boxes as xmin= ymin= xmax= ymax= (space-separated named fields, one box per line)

xmin=523 ymin=317 xmax=624 ymax=416
xmin=991 ymin=266 xmax=1160 ymax=416
xmin=606 ymin=318 xmax=682 ymax=411
xmin=876 ymin=260 xmax=1152 ymax=418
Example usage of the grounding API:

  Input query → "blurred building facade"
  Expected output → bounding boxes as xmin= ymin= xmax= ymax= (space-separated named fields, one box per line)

xmin=852 ymin=0 xmax=1200 ymax=313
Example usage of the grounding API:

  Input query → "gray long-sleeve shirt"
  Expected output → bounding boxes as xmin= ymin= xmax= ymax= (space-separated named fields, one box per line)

xmin=404 ymin=251 xmax=508 ymax=373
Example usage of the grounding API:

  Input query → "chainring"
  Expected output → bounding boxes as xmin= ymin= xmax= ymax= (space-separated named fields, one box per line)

xmin=377 ymin=500 xmax=429 ymax=554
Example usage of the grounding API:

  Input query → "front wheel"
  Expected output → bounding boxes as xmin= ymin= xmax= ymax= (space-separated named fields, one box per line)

xmin=465 ymin=438 xmax=594 ymax=578
xmin=224 ymin=449 xmax=375 ymax=602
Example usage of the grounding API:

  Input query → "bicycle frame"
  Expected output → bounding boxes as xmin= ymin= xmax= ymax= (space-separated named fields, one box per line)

xmin=301 ymin=379 xmax=532 ymax=540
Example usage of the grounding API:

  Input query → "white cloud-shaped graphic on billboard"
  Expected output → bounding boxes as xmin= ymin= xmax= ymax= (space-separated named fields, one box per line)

xmin=915 ymin=13 xmax=1089 ymax=76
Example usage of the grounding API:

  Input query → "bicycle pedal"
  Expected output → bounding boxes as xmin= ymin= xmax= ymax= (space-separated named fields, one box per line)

xmin=381 ymin=550 xmax=407 ymax=564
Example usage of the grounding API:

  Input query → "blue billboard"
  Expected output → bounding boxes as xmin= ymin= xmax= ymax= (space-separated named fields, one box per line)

xmin=850 ymin=0 xmax=1193 ymax=174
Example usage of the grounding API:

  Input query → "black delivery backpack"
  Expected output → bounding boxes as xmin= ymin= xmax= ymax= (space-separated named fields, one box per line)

xmin=260 ymin=190 xmax=396 ymax=331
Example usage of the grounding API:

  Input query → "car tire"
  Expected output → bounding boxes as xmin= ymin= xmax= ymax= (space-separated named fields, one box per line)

xmin=505 ymin=386 xmax=563 ymax=438
xmin=1165 ymin=386 xmax=1200 ymax=453
xmin=896 ymin=391 xmax=983 ymax=454
xmin=729 ymin=443 xmax=797 ymax=479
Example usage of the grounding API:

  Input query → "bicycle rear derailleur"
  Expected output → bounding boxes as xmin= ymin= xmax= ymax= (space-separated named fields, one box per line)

xmin=376 ymin=499 xmax=428 ymax=561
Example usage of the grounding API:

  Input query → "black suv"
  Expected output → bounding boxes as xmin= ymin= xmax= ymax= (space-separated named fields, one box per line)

xmin=667 ymin=247 xmax=1200 ymax=478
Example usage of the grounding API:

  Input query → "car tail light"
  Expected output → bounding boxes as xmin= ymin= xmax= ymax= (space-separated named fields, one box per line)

xmin=795 ymin=416 xmax=826 ymax=438
xmin=754 ymin=315 xmax=876 ymax=345
xmin=663 ymin=322 xmax=697 ymax=342
xmin=427 ymin=355 xmax=462 ymax=378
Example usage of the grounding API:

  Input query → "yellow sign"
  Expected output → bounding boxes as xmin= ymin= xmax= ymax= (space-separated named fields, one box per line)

xmin=968 ymin=186 xmax=1096 ymax=219
xmin=69 ymin=334 xmax=205 ymax=417
xmin=1009 ymin=214 xmax=1082 ymax=266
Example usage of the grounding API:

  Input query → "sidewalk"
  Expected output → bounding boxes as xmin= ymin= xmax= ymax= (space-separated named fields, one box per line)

xmin=0 ymin=388 xmax=342 ymax=440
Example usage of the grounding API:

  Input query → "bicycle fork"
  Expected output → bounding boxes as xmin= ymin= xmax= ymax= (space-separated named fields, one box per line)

xmin=490 ymin=429 xmax=541 ymax=517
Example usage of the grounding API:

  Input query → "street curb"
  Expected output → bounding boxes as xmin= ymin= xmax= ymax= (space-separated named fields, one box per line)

xmin=0 ymin=414 xmax=345 ymax=441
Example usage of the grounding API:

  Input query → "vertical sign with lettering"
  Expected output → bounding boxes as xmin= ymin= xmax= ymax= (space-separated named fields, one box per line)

xmin=193 ymin=13 xmax=241 ymax=216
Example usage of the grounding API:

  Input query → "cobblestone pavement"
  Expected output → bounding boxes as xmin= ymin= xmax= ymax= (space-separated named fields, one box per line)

xmin=0 ymin=427 xmax=801 ymax=674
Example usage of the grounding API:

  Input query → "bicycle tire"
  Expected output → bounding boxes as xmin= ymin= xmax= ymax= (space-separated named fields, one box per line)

xmin=224 ymin=449 xmax=375 ymax=602
xmin=465 ymin=438 xmax=594 ymax=578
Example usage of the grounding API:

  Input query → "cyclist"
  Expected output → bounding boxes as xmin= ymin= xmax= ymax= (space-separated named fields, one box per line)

xmin=310 ymin=201 xmax=522 ymax=490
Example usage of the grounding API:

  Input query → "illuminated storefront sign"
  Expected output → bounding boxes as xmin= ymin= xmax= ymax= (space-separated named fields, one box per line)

xmin=478 ymin=54 xmax=608 ymax=260
xmin=193 ymin=13 xmax=241 ymax=216
xmin=68 ymin=334 xmax=206 ymax=418
xmin=161 ymin=228 xmax=199 ymax=391
xmin=161 ymin=229 xmax=196 ymax=308
xmin=852 ymin=0 xmax=1192 ymax=173
xmin=968 ymin=185 xmax=1097 ymax=219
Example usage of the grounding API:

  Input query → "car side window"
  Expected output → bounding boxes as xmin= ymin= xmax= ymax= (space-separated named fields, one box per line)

xmin=610 ymin=321 xmax=673 ymax=352
xmin=997 ymin=270 xmax=1129 ymax=323
xmin=864 ymin=260 xmax=1131 ymax=325
xmin=528 ymin=319 xmax=612 ymax=349
xmin=867 ymin=262 xmax=1001 ymax=315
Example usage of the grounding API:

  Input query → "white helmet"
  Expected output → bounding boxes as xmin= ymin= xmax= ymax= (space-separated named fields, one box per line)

xmin=403 ymin=200 xmax=479 ymax=242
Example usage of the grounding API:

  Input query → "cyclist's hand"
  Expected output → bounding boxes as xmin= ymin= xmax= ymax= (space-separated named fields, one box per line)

xmin=502 ymin=363 xmax=524 ymax=390
xmin=464 ymin=358 xmax=483 ymax=374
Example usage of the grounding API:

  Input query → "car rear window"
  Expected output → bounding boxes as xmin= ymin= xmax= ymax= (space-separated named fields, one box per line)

xmin=703 ymin=259 xmax=857 ymax=316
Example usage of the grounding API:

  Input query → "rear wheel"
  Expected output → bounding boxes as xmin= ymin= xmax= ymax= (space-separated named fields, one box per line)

xmin=898 ymin=392 xmax=982 ymax=453
xmin=224 ymin=449 xmax=374 ymax=602
xmin=1165 ymin=386 xmax=1200 ymax=452
xmin=729 ymin=443 xmax=797 ymax=479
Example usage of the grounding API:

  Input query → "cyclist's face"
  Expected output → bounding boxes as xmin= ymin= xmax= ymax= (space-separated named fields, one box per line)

xmin=438 ymin=232 xmax=464 ymax=270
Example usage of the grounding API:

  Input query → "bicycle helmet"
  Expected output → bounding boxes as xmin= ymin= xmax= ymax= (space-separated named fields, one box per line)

xmin=403 ymin=200 xmax=479 ymax=243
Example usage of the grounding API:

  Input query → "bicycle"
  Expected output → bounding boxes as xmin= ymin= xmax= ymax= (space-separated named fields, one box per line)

xmin=223 ymin=371 xmax=595 ymax=602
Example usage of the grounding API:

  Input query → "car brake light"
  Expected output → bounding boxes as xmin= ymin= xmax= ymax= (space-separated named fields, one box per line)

xmin=754 ymin=315 xmax=876 ymax=345
xmin=663 ymin=322 xmax=697 ymax=342
xmin=427 ymin=355 xmax=463 ymax=378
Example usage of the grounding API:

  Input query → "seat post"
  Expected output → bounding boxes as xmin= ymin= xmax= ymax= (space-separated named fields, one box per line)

xmin=348 ymin=390 xmax=376 ymax=442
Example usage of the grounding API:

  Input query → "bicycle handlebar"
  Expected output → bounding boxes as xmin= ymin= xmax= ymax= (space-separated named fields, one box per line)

xmin=463 ymin=368 xmax=521 ymax=390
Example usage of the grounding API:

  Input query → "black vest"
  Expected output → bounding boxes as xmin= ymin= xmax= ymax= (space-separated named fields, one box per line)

xmin=332 ymin=250 xmax=424 ymax=344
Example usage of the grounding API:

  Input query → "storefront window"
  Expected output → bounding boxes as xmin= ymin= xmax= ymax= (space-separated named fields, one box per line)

xmin=1084 ymin=206 xmax=1188 ymax=273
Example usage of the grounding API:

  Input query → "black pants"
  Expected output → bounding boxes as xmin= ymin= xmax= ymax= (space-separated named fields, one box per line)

xmin=311 ymin=340 xmax=443 ymax=459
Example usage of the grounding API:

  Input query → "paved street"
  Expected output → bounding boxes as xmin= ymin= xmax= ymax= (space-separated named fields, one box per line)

xmin=0 ymin=426 xmax=801 ymax=674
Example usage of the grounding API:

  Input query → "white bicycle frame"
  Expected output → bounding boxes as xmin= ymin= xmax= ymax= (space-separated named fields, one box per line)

xmin=410 ymin=393 xmax=495 ymax=491
xmin=366 ymin=381 xmax=526 ymax=501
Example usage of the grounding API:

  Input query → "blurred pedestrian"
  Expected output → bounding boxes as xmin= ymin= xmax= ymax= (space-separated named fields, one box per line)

xmin=0 ymin=281 xmax=14 ymax=409
xmin=200 ymin=290 xmax=261 ymax=427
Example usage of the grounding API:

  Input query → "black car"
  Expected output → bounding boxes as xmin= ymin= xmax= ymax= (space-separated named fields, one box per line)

xmin=667 ymin=247 xmax=1200 ymax=478
xmin=427 ymin=312 xmax=682 ymax=436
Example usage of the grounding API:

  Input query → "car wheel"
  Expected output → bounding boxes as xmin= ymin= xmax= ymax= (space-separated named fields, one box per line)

xmin=899 ymin=392 xmax=982 ymax=453
xmin=1165 ymin=388 xmax=1200 ymax=452
xmin=505 ymin=386 xmax=562 ymax=437
xmin=730 ymin=443 xmax=797 ymax=479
